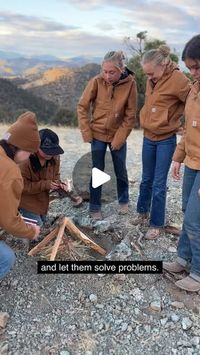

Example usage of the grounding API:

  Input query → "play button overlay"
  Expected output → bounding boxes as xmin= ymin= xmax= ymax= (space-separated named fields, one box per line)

xmin=72 ymin=150 xmax=127 ymax=205
xmin=92 ymin=168 xmax=110 ymax=188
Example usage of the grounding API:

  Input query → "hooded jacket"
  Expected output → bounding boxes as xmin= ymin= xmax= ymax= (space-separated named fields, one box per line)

xmin=19 ymin=154 xmax=60 ymax=215
xmin=140 ymin=61 xmax=190 ymax=140
xmin=0 ymin=146 xmax=35 ymax=239
xmin=78 ymin=70 xmax=137 ymax=149
xmin=172 ymin=81 xmax=200 ymax=170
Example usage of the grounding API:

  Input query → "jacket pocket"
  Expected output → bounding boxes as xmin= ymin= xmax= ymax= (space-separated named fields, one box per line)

xmin=149 ymin=106 xmax=169 ymax=132
xmin=186 ymin=116 xmax=200 ymax=157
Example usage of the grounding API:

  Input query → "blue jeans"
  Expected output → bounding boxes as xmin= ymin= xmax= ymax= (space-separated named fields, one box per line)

xmin=137 ymin=135 xmax=176 ymax=227
xmin=177 ymin=167 xmax=200 ymax=281
xmin=0 ymin=241 xmax=16 ymax=279
xmin=20 ymin=208 xmax=46 ymax=227
xmin=90 ymin=139 xmax=129 ymax=212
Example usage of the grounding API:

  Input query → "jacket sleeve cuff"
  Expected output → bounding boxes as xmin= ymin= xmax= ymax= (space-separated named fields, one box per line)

xmin=172 ymin=150 xmax=186 ymax=162
xmin=111 ymin=128 xmax=131 ymax=150
xmin=81 ymin=130 xmax=93 ymax=143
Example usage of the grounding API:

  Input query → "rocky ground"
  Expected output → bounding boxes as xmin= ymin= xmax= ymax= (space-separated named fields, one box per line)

xmin=0 ymin=127 xmax=200 ymax=355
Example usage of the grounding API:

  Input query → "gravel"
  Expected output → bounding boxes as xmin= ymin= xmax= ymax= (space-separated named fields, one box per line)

xmin=0 ymin=127 xmax=200 ymax=355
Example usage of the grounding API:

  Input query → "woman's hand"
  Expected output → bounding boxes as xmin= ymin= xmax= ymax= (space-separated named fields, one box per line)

xmin=171 ymin=161 xmax=181 ymax=180
xmin=110 ymin=143 xmax=119 ymax=151
xmin=50 ymin=181 xmax=60 ymax=191
xmin=59 ymin=179 xmax=73 ymax=192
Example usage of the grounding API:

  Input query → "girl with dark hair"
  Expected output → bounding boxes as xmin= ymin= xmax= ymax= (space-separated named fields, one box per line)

xmin=0 ymin=112 xmax=40 ymax=280
xmin=163 ymin=35 xmax=200 ymax=292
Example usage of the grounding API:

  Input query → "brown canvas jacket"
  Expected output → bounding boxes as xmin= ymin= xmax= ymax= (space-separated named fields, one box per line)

xmin=19 ymin=154 xmax=60 ymax=215
xmin=78 ymin=73 xmax=137 ymax=150
xmin=140 ymin=61 xmax=190 ymax=141
xmin=0 ymin=147 xmax=35 ymax=239
xmin=172 ymin=82 xmax=200 ymax=170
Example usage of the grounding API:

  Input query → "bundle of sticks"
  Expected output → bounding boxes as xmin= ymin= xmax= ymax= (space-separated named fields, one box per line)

xmin=28 ymin=216 xmax=107 ymax=261
xmin=50 ymin=179 xmax=83 ymax=207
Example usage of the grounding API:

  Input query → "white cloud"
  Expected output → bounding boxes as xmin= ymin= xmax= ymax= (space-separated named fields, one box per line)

xmin=0 ymin=1 xmax=199 ymax=59
xmin=0 ymin=11 xmax=76 ymax=32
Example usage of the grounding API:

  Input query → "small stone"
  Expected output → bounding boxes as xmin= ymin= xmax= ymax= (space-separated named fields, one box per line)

xmin=160 ymin=317 xmax=168 ymax=326
xmin=150 ymin=300 xmax=161 ymax=312
xmin=98 ymin=323 xmax=104 ymax=331
xmin=168 ymin=246 xmax=177 ymax=253
xmin=89 ymin=294 xmax=98 ymax=303
xmin=191 ymin=336 xmax=200 ymax=346
xmin=121 ymin=322 xmax=128 ymax=332
xmin=177 ymin=340 xmax=190 ymax=347
xmin=127 ymin=325 xmax=133 ymax=333
xmin=11 ymin=279 xmax=18 ymax=287
xmin=94 ymin=220 xmax=112 ymax=233
xmin=74 ymin=216 xmax=91 ymax=228
xmin=115 ymin=319 xmax=123 ymax=325
xmin=0 ymin=342 xmax=9 ymax=355
xmin=96 ymin=304 xmax=104 ymax=309
xmin=0 ymin=312 xmax=9 ymax=328
xmin=134 ymin=308 xmax=140 ymax=315
xmin=181 ymin=317 xmax=193 ymax=330
xmin=171 ymin=313 xmax=180 ymax=323
xmin=171 ymin=301 xmax=184 ymax=309
xmin=60 ymin=295 xmax=66 ymax=301
xmin=144 ymin=324 xmax=151 ymax=333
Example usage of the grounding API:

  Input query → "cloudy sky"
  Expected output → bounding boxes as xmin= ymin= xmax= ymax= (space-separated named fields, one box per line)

xmin=0 ymin=0 xmax=199 ymax=60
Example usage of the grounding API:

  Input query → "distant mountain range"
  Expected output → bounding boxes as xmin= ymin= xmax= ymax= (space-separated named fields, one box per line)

xmin=0 ymin=58 xmax=101 ymax=125
xmin=0 ymin=50 xmax=102 ymax=77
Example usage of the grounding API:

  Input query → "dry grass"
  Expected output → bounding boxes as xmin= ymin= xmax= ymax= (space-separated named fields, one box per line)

xmin=39 ymin=234 xmax=94 ymax=261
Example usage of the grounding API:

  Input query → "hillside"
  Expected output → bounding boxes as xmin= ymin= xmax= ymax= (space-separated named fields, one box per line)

xmin=15 ymin=63 xmax=101 ymax=114
xmin=0 ymin=78 xmax=57 ymax=123
xmin=21 ymin=67 xmax=73 ymax=88
xmin=4 ymin=62 xmax=101 ymax=125
xmin=0 ymin=53 xmax=101 ymax=77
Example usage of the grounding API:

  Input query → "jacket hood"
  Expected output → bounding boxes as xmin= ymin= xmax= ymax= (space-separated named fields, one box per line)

xmin=163 ymin=60 xmax=179 ymax=77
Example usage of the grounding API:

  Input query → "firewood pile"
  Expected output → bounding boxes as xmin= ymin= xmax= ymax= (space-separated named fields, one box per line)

xmin=28 ymin=216 xmax=107 ymax=261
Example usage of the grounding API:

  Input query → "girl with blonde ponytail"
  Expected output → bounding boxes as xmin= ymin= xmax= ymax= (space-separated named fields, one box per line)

xmin=134 ymin=44 xmax=190 ymax=240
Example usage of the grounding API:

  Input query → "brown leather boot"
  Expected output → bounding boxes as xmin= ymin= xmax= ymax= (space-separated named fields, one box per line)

xmin=90 ymin=211 xmax=103 ymax=221
xmin=175 ymin=276 xmax=200 ymax=292
xmin=119 ymin=203 xmax=129 ymax=215
xmin=163 ymin=261 xmax=187 ymax=273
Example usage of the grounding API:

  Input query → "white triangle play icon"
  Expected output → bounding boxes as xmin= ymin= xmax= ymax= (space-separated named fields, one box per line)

xmin=92 ymin=167 xmax=111 ymax=188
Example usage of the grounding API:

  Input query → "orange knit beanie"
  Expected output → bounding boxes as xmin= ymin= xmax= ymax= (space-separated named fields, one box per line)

xmin=3 ymin=111 xmax=40 ymax=152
